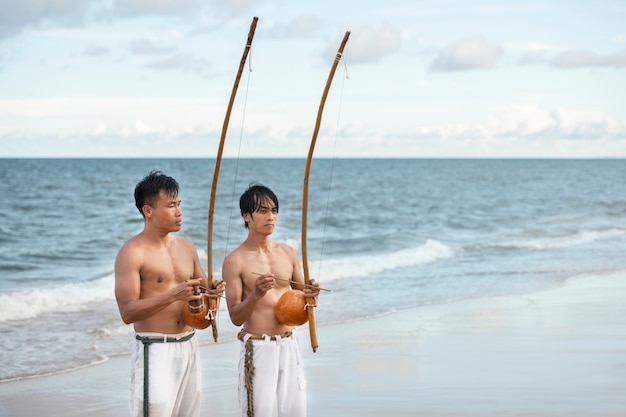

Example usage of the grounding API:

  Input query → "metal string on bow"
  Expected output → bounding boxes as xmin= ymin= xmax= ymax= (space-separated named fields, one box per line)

xmin=207 ymin=16 xmax=259 ymax=342
xmin=301 ymin=30 xmax=351 ymax=353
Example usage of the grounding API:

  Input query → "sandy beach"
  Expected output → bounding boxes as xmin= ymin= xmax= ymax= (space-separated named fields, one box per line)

xmin=1 ymin=271 xmax=625 ymax=417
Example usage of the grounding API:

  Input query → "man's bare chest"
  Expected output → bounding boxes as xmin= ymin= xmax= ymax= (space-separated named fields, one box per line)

xmin=141 ymin=248 xmax=195 ymax=284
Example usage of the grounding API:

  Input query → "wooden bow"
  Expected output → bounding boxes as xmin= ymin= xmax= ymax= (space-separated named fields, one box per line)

xmin=301 ymin=31 xmax=350 ymax=352
xmin=207 ymin=16 xmax=259 ymax=342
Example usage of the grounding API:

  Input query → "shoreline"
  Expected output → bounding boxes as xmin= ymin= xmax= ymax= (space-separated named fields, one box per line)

xmin=1 ymin=270 xmax=625 ymax=417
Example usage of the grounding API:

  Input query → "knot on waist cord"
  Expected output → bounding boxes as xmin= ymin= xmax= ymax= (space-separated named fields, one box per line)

xmin=135 ymin=331 xmax=195 ymax=345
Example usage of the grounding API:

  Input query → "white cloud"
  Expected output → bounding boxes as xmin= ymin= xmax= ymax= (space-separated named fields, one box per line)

xmin=335 ymin=24 xmax=402 ymax=64
xmin=519 ymin=44 xmax=626 ymax=68
xmin=209 ymin=0 xmax=259 ymax=18
xmin=129 ymin=38 xmax=175 ymax=55
xmin=484 ymin=103 xmax=555 ymax=138
xmin=110 ymin=0 xmax=202 ymax=18
xmin=82 ymin=44 xmax=111 ymax=56
xmin=340 ymin=120 xmax=366 ymax=137
xmin=92 ymin=121 xmax=107 ymax=135
xmin=551 ymin=108 xmax=626 ymax=140
xmin=0 ymin=0 xmax=210 ymax=41
xmin=266 ymin=14 xmax=324 ymax=39
xmin=431 ymin=37 xmax=504 ymax=71
xmin=0 ymin=0 xmax=95 ymax=29
xmin=0 ymin=96 xmax=220 ymax=130
xmin=2 ymin=95 xmax=624 ymax=158
xmin=550 ymin=49 xmax=626 ymax=68
xmin=147 ymin=53 xmax=211 ymax=76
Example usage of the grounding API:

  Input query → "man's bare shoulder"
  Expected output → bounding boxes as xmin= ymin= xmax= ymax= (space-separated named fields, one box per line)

xmin=274 ymin=241 xmax=298 ymax=257
xmin=117 ymin=233 xmax=146 ymax=254
xmin=115 ymin=234 xmax=147 ymax=267
xmin=171 ymin=234 xmax=195 ymax=250
xmin=223 ymin=243 xmax=247 ymax=265
xmin=221 ymin=244 xmax=247 ymax=284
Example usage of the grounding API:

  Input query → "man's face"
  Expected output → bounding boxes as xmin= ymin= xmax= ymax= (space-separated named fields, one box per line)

xmin=146 ymin=190 xmax=182 ymax=232
xmin=245 ymin=198 xmax=277 ymax=235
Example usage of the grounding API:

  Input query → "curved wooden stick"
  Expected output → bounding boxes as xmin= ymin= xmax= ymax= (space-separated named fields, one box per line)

xmin=207 ymin=16 xmax=259 ymax=342
xmin=302 ymin=31 xmax=350 ymax=352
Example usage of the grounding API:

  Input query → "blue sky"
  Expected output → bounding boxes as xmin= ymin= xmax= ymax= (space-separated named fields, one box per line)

xmin=1 ymin=0 xmax=625 ymax=158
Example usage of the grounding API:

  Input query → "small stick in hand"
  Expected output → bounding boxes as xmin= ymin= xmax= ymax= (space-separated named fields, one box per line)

xmin=251 ymin=272 xmax=331 ymax=292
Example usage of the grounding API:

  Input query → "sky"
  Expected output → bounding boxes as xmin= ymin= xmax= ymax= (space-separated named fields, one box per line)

xmin=0 ymin=0 xmax=625 ymax=158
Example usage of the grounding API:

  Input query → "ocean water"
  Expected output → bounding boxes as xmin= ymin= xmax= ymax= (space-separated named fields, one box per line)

xmin=0 ymin=158 xmax=625 ymax=382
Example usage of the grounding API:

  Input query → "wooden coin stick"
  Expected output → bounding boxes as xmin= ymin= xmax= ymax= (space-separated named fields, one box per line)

xmin=251 ymin=272 xmax=331 ymax=292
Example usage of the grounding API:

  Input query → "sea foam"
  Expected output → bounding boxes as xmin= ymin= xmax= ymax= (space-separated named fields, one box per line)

xmin=0 ymin=274 xmax=114 ymax=322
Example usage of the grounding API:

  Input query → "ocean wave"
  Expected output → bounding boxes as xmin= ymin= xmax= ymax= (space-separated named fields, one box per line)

xmin=0 ymin=274 xmax=114 ymax=322
xmin=497 ymin=228 xmax=626 ymax=251
xmin=312 ymin=239 xmax=454 ymax=282
xmin=0 ymin=263 xmax=36 ymax=272
xmin=97 ymin=322 xmax=134 ymax=338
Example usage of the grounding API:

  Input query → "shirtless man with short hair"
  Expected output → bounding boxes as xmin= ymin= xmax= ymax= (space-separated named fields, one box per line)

xmin=222 ymin=183 xmax=319 ymax=417
xmin=115 ymin=170 xmax=223 ymax=417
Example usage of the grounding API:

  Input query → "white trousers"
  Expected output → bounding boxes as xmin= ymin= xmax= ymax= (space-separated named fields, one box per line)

xmin=238 ymin=330 xmax=307 ymax=417
xmin=130 ymin=331 xmax=201 ymax=417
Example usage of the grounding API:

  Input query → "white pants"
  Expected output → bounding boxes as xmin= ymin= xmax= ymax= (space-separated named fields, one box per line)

xmin=130 ymin=331 xmax=201 ymax=417
xmin=238 ymin=330 xmax=307 ymax=417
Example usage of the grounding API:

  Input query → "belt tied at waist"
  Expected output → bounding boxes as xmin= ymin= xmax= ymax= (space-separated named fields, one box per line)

xmin=135 ymin=331 xmax=196 ymax=344
xmin=135 ymin=331 xmax=195 ymax=417
xmin=237 ymin=329 xmax=293 ymax=342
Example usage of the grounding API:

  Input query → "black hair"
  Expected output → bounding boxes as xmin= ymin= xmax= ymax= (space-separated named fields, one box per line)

xmin=239 ymin=183 xmax=279 ymax=229
xmin=134 ymin=171 xmax=179 ymax=217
